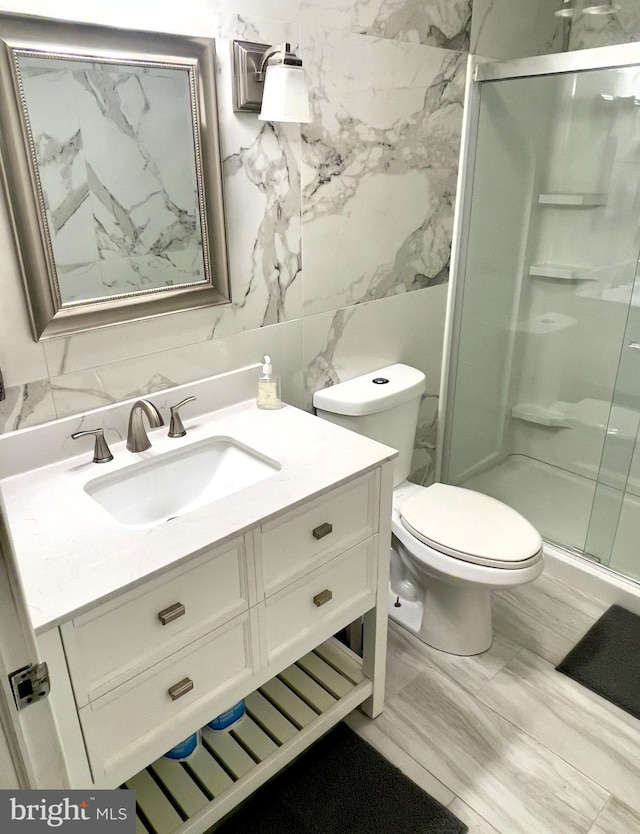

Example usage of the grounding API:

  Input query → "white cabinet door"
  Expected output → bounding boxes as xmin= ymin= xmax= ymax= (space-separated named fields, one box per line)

xmin=0 ymin=538 xmax=67 ymax=788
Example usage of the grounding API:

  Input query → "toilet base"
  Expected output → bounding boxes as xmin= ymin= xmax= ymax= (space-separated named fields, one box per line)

xmin=388 ymin=584 xmax=493 ymax=656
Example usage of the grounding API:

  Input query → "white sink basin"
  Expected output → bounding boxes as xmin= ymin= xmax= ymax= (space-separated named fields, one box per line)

xmin=84 ymin=436 xmax=280 ymax=530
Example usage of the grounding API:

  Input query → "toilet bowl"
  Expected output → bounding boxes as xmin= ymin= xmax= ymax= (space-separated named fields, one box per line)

xmin=313 ymin=363 xmax=544 ymax=656
xmin=389 ymin=480 xmax=543 ymax=655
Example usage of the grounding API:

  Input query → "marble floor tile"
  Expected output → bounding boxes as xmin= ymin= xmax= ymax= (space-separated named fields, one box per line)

xmin=492 ymin=573 xmax=609 ymax=665
xmin=476 ymin=648 xmax=640 ymax=815
xmin=345 ymin=710 xmax=455 ymax=809
xmin=367 ymin=570 xmax=640 ymax=834
xmin=386 ymin=620 xmax=521 ymax=699
xmin=372 ymin=664 xmax=609 ymax=834
xmin=588 ymin=797 xmax=640 ymax=834
xmin=384 ymin=624 xmax=426 ymax=700
xmin=447 ymin=799 xmax=502 ymax=834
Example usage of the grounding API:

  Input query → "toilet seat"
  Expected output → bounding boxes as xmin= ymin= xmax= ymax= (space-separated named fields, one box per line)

xmin=398 ymin=483 xmax=543 ymax=570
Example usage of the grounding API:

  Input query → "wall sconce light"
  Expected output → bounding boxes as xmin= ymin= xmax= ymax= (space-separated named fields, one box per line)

xmin=583 ymin=1 xmax=620 ymax=13
xmin=232 ymin=40 xmax=311 ymax=123
xmin=554 ymin=0 xmax=575 ymax=17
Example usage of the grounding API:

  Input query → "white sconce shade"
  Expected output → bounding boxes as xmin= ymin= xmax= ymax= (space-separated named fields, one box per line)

xmin=554 ymin=0 xmax=620 ymax=15
xmin=555 ymin=0 xmax=574 ymax=17
xmin=232 ymin=40 xmax=311 ymax=124
xmin=258 ymin=63 xmax=311 ymax=123
xmin=583 ymin=1 xmax=620 ymax=13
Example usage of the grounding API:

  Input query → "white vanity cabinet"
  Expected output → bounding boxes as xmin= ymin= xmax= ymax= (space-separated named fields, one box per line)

xmin=255 ymin=473 xmax=379 ymax=667
xmin=42 ymin=467 xmax=391 ymax=834
xmin=57 ymin=535 xmax=258 ymax=787
xmin=61 ymin=537 xmax=254 ymax=707
xmin=0 ymin=386 xmax=396 ymax=827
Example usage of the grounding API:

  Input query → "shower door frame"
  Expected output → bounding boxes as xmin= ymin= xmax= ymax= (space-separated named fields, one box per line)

xmin=438 ymin=42 xmax=640 ymax=560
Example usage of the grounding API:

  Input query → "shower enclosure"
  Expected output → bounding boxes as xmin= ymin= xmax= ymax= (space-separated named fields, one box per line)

xmin=440 ymin=45 xmax=640 ymax=586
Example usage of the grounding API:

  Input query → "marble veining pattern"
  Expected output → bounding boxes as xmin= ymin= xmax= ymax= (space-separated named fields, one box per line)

xmin=0 ymin=0 xmax=569 ymax=444
xmin=301 ymin=29 xmax=465 ymax=317
xmin=300 ymin=0 xmax=471 ymax=48
xmin=0 ymin=381 xmax=57 ymax=432
xmin=569 ymin=0 xmax=640 ymax=51
xmin=0 ymin=11 xmax=305 ymax=433
xmin=470 ymin=0 xmax=566 ymax=60
xmin=303 ymin=285 xmax=448 ymax=483
xmin=351 ymin=572 xmax=640 ymax=833
xmin=223 ymin=121 xmax=302 ymax=327
xmin=411 ymin=392 xmax=439 ymax=486
xmin=19 ymin=56 xmax=205 ymax=303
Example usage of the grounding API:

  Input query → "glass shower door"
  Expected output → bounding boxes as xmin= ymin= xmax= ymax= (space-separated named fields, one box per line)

xmin=584 ymin=260 xmax=640 ymax=579
xmin=441 ymin=48 xmax=640 ymax=585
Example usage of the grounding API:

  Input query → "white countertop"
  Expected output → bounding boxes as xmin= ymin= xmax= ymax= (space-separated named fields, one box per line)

xmin=0 ymin=399 xmax=396 ymax=633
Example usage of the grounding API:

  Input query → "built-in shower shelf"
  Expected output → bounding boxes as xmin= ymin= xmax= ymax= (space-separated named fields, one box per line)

xmin=512 ymin=403 xmax=571 ymax=428
xmin=123 ymin=638 xmax=371 ymax=834
xmin=537 ymin=192 xmax=606 ymax=207
xmin=528 ymin=263 xmax=596 ymax=281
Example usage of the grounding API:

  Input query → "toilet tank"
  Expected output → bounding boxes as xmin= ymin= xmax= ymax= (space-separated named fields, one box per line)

xmin=313 ymin=364 xmax=426 ymax=486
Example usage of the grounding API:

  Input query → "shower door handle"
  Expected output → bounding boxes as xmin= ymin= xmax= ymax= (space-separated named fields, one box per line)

xmin=627 ymin=342 xmax=640 ymax=351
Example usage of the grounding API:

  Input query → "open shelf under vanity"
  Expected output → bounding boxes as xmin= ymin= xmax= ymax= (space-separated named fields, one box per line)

xmin=125 ymin=638 xmax=370 ymax=834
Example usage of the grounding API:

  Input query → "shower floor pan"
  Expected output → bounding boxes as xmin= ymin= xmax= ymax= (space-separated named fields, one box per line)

xmin=460 ymin=454 xmax=640 ymax=583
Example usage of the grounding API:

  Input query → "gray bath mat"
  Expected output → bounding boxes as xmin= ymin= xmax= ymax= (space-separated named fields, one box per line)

xmin=215 ymin=722 xmax=467 ymax=833
xmin=556 ymin=604 xmax=640 ymax=720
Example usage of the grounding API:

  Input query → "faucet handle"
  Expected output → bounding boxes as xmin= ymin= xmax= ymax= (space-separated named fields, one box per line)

xmin=168 ymin=396 xmax=196 ymax=438
xmin=71 ymin=428 xmax=114 ymax=464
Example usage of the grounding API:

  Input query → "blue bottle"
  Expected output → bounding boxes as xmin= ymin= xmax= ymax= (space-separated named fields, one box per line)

xmin=207 ymin=700 xmax=246 ymax=730
xmin=163 ymin=731 xmax=200 ymax=761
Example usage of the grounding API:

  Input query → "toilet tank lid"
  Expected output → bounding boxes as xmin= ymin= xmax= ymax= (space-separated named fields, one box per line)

xmin=313 ymin=364 xmax=426 ymax=416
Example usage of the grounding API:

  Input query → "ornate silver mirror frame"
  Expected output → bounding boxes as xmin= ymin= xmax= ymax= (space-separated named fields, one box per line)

xmin=0 ymin=14 xmax=230 ymax=340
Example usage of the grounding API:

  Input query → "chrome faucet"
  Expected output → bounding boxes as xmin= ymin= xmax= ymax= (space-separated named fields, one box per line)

xmin=126 ymin=399 xmax=164 ymax=453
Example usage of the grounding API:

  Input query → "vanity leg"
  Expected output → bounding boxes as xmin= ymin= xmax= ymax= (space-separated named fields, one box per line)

xmin=360 ymin=602 xmax=388 ymax=718
xmin=360 ymin=462 xmax=393 ymax=718
xmin=345 ymin=619 xmax=363 ymax=655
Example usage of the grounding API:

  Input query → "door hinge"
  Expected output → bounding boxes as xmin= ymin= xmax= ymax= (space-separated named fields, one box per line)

xmin=9 ymin=662 xmax=50 ymax=710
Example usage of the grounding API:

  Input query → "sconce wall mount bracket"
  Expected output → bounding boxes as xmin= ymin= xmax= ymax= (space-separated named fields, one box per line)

xmin=232 ymin=39 xmax=311 ymax=122
xmin=233 ymin=40 xmax=280 ymax=113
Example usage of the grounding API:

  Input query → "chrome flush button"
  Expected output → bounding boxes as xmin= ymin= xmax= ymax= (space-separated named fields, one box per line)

xmin=372 ymin=377 xmax=389 ymax=384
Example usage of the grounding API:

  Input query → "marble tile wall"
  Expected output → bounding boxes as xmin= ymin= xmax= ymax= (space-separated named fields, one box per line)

xmin=0 ymin=0 xmax=557 ymax=479
xmin=569 ymin=0 xmax=640 ymax=51
xmin=471 ymin=0 xmax=567 ymax=59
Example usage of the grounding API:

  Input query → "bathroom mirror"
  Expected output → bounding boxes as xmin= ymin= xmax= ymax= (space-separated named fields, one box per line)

xmin=0 ymin=14 xmax=230 ymax=340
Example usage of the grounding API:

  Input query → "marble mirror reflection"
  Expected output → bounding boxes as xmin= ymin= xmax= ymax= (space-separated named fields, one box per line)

xmin=0 ymin=14 xmax=230 ymax=340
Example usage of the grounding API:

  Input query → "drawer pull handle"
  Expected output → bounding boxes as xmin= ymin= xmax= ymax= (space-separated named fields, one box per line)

xmin=158 ymin=602 xmax=186 ymax=625
xmin=312 ymin=522 xmax=333 ymax=540
xmin=313 ymin=589 xmax=333 ymax=607
xmin=168 ymin=678 xmax=193 ymax=701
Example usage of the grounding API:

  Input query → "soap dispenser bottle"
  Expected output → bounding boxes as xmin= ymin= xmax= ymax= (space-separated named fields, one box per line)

xmin=257 ymin=355 xmax=281 ymax=409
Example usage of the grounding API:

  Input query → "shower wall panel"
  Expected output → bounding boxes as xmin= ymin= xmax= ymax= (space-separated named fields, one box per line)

xmin=505 ymin=67 xmax=640 ymax=481
xmin=445 ymin=75 xmax=555 ymax=484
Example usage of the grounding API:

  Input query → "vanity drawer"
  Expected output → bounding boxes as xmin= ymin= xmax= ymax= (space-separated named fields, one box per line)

xmin=263 ymin=538 xmax=375 ymax=664
xmin=257 ymin=471 xmax=378 ymax=595
xmin=79 ymin=612 xmax=254 ymax=784
xmin=62 ymin=537 xmax=250 ymax=706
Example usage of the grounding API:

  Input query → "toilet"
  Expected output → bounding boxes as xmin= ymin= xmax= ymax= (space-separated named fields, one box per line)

xmin=313 ymin=363 xmax=544 ymax=656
